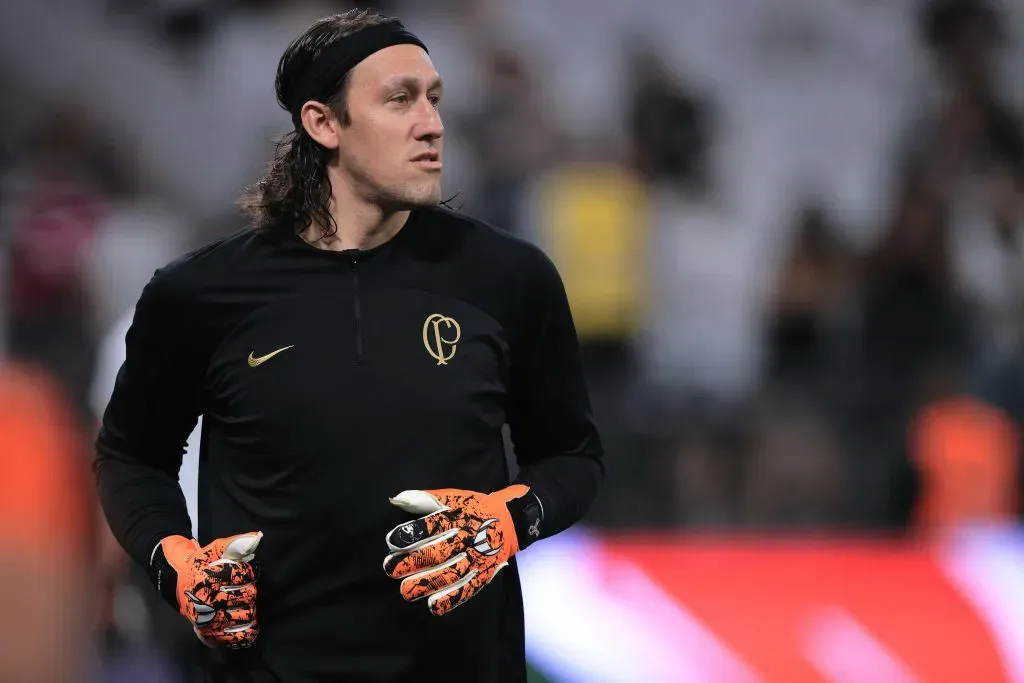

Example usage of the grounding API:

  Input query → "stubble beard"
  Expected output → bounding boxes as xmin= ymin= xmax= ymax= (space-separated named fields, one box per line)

xmin=376 ymin=176 xmax=443 ymax=210
xmin=343 ymin=161 xmax=442 ymax=211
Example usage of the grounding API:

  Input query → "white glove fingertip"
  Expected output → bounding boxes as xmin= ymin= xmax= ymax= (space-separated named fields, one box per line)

xmin=222 ymin=531 xmax=263 ymax=562
xmin=389 ymin=490 xmax=445 ymax=515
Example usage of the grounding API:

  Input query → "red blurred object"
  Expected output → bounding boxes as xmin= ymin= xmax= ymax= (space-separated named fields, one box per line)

xmin=8 ymin=178 xmax=103 ymax=314
xmin=912 ymin=395 xmax=1020 ymax=532
xmin=604 ymin=535 xmax=1011 ymax=683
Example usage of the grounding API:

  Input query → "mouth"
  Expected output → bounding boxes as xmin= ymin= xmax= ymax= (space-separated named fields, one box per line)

xmin=411 ymin=151 xmax=442 ymax=170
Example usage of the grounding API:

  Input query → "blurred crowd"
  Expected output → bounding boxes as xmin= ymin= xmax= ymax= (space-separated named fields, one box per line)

xmin=1 ymin=0 xmax=1024 ymax=680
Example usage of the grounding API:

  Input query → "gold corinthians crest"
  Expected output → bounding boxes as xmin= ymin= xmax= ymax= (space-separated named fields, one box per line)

xmin=422 ymin=313 xmax=461 ymax=365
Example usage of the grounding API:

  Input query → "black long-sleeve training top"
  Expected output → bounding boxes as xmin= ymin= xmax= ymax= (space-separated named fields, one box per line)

xmin=94 ymin=204 xmax=605 ymax=683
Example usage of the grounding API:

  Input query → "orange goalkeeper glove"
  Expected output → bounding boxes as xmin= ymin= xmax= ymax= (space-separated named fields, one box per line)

xmin=150 ymin=532 xmax=263 ymax=649
xmin=383 ymin=485 xmax=544 ymax=616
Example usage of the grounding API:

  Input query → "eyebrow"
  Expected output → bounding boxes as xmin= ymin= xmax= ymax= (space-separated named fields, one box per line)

xmin=381 ymin=75 xmax=444 ymax=92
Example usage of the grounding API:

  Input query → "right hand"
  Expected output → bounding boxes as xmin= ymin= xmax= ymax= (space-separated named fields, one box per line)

xmin=155 ymin=532 xmax=263 ymax=649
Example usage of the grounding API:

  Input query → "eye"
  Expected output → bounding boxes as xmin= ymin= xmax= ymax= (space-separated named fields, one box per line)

xmin=390 ymin=93 xmax=410 ymax=105
xmin=428 ymin=94 xmax=442 ymax=108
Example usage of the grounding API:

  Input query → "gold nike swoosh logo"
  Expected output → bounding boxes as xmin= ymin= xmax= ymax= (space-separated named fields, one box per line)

xmin=247 ymin=345 xmax=294 ymax=367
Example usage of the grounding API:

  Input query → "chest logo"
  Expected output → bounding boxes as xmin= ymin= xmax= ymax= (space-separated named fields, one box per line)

xmin=422 ymin=314 xmax=461 ymax=366
xmin=247 ymin=345 xmax=294 ymax=367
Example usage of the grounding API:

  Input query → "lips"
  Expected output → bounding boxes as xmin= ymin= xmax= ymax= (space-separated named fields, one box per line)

xmin=411 ymin=150 xmax=442 ymax=171
xmin=411 ymin=150 xmax=440 ymax=163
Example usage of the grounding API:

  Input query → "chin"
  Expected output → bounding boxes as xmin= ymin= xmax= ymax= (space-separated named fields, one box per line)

xmin=375 ymin=178 xmax=443 ymax=209
xmin=403 ymin=183 xmax=443 ymax=207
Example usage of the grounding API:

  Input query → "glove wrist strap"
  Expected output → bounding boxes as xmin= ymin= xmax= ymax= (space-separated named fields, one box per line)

xmin=149 ymin=542 xmax=181 ymax=611
xmin=507 ymin=490 xmax=545 ymax=551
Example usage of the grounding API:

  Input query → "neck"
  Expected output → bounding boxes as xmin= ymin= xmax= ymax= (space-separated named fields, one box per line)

xmin=300 ymin=173 xmax=411 ymax=252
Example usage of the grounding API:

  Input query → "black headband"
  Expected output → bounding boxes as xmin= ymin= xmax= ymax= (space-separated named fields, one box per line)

xmin=287 ymin=21 xmax=428 ymax=127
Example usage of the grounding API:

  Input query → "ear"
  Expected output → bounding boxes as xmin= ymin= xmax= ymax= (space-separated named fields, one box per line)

xmin=300 ymin=101 xmax=341 ymax=150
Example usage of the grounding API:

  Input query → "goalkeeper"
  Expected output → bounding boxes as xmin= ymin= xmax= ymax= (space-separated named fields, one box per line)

xmin=93 ymin=8 xmax=604 ymax=683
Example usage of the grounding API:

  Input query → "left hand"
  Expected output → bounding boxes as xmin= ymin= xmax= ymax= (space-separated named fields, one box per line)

xmin=383 ymin=485 xmax=530 ymax=616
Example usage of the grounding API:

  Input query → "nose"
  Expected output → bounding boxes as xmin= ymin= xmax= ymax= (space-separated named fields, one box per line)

xmin=414 ymin=98 xmax=444 ymax=142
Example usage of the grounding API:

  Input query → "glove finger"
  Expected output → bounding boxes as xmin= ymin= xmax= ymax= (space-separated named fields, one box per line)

xmin=183 ymin=590 xmax=218 ymax=626
xmin=184 ymin=563 xmax=254 ymax=624
xmin=389 ymin=490 xmax=447 ymax=515
xmin=384 ymin=528 xmax=470 ymax=578
xmin=196 ymin=609 xmax=259 ymax=649
xmin=217 ymin=580 xmax=257 ymax=609
xmin=202 ymin=531 xmax=263 ymax=563
xmin=195 ymin=604 xmax=255 ymax=635
xmin=221 ymin=531 xmax=263 ymax=562
xmin=223 ymin=622 xmax=260 ymax=650
xmin=186 ymin=572 xmax=256 ymax=622
xmin=385 ymin=509 xmax=459 ymax=552
xmin=189 ymin=590 xmax=254 ymax=635
xmin=399 ymin=551 xmax=473 ymax=602
xmin=428 ymin=561 xmax=508 ymax=617
xmin=223 ymin=605 xmax=256 ymax=632
xmin=206 ymin=557 xmax=256 ymax=585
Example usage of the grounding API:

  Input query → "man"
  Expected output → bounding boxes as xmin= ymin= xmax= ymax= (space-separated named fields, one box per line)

xmin=94 ymin=9 xmax=604 ymax=683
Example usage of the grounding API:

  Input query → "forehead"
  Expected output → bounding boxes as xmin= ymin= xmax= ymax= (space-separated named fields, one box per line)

xmin=349 ymin=44 xmax=440 ymax=90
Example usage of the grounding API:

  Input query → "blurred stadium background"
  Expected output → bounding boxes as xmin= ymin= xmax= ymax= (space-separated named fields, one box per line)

xmin=2 ymin=0 xmax=1024 ymax=681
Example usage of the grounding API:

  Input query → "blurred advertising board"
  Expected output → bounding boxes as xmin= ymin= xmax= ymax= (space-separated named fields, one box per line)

xmin=519 ymin=527 xmax=1024 ymax=683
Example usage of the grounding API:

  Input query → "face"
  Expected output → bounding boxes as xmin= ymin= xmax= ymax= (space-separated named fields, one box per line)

xmin=320 ymin=44 xmax=445 ymax=209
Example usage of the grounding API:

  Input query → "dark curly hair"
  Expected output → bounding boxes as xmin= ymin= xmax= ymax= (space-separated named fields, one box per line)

xmin=237 ymin=9 xmax=396 ymax=239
